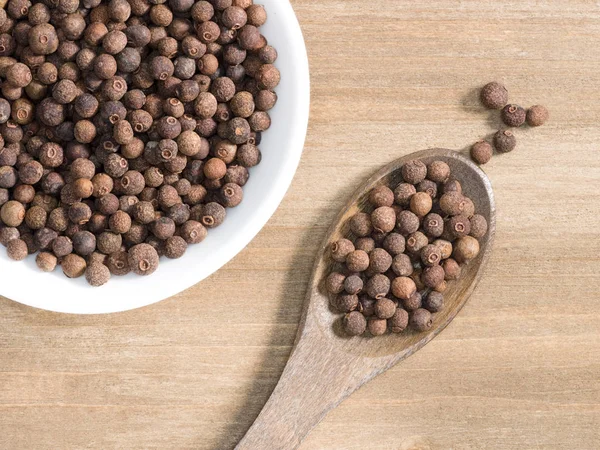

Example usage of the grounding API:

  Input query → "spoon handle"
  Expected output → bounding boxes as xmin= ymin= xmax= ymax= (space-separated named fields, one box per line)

xmin=235 ymin=333 xmax=370 ymax=450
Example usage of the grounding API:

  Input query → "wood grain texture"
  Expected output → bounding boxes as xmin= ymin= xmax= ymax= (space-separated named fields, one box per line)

xmin=236 ymin=150 xmax=496 ymax=449
xmin=1 ymin=1 xmax=600 ymax=449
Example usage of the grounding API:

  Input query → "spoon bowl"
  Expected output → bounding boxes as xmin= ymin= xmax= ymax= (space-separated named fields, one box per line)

xmin=236 ymin=149 xmax=496 ymax=450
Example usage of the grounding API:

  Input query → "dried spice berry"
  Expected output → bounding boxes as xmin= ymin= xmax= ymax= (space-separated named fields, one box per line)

xmin=337 ymin=294 xmax=359 ymax=313
xmin=344 ymin=275 xmax=363 ymax=295
xmin=480 ymin=81 xmax=508 ymax=110
xmin=368 ymin=318 xmax=387 ymax=336
xmin=421 ymin=265 xmax=445 ymax=289
xmin=365 ymin=273 xmax=390 ymax=299
xmin=355 ymin=237 xmax=375 ymax=254
xmin=346 ymin=249 xmax=369 ymax=272
xmin=442 ymin=258 xmax=461 ymax=280
xmin=343 ymin=311 xmax=367 ymax=336
xmin=439 ymin=192 xmax=466 ymax=216
xmin=423 ymin=291 xmax=444 ymax=313
xmin=410 ymin=192 xmax=432 ymax=217
xmin=371 ymin=206 xmax=396 ymax=233
xmin=331 ymin=238 xmax=354 ymax=263
xmin=396 ymin=210 xmax=419 ymax=236
xmin=493 ymin=130 xmax=517 ymax=153
xmin=410 ymin=308 xmax=433 ymax=332
xmin=85 ymin=263 xmax=111 ymax=287
xmin=368 ymin=248 xmax=392 ymax=274
xmin=501 ymin=104 xmax=526 ymax=127
xmin=383 ymin=233 xmax=405 ymax=256
xmin=391 ymin=276 xmax=416 ymax=301
xmin=447 ymin=215 xmax=471 ymax=239
xmin=349 ymin=212 xmax=372 ymax=237
xmin=369 ymin=185 xmax=394 ymax=208
xmin=389 ymin=308 xmax=409 ymax=333
xmin=526 ymin=105 xmax=549 ymax=127
xmin=469 ymin=214 xmax=488 ymax=239
xmin=406 ymin=231 xmax=428 ymax=254
xmin=421 ymin=244 xmax=442 ymax=267
xmin=374 ymin=298 xmax=396 ymax=320
xmin=453 ymin=236 xmax=480 ymax=263
xmin=471 ymin=140 xmax=493 ymax=165
xmin=434 ymin=239 xmax=453 ymax=260
xmin=391 ymin=253 xmax=413 ymax=277
xmin=326 ymin=272 xmax=346 ymax=295
xmin=61 ymin=253 xmax=86 ymax=278
xmin=401 ymin=160 xmax=427 ymax=184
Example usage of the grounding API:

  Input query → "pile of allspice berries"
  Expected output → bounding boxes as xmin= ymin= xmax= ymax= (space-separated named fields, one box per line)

xmin=0 ymin=0 xmax=279 ymax=287
xmin=471 ymin=81 xmax=549 ymax=165
xmin=325 ymin=159 xmax=488 ymax=337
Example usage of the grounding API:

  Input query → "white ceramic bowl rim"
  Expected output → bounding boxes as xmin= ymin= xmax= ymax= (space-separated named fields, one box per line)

xmin=0 ymin=0 xmax=310 ymax=314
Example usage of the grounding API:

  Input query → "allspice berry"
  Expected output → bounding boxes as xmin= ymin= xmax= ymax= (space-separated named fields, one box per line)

xmin=410 ymin=308 xmax=433 ymax=332
xmin=396 ymin=210 xmax=419 ymax=235
xmin=343 ymin=311 xmax=367 ymax=336
xmin=501 ymin=104 xmax=526 ymax=127
xmin=421 ymin=244 xmax=442 ymax=267
xmin=394 ymin=182 xmax=416 ymax=205
xmin=344 ymin=275 xmax=363 ymax=295
xmin=349 ymin=212 xmax=372 ymax=237
xmin=526 ymin=105 xmax=549 ymax=127
xmin=337 ymin=293 xmax=359 ymax=313
xmin=442 ymin=258 xmax=462 ymax=280
xmin=471 ymin=140 xmax=493 ymax=165
xmin=62 ymin=253 xmax=87 ymax=278
xmin=406 ymin=231 xmax=428 ymax=254
xmin=391 ymin=276 xmax=416 ymax=301
xmin=365 ymin=273 xmax=390 ymax=299
xmin=326 ymin=272 xmax=346 ymax=295
xmin=427 ymin=160 xmax=450 ymax=183
xmin=421 ymin=265 xmax=445 ymax=289
xmin=424 ymin=291 xmax=444 ymax=313
xmin=423 ymin=213 xmax=444 ymax=238
xmin=453 ymin=236 xmax=480 ymax=263
xmin=36 ymin=251 xmax=57 ymax=272
xmin=346 ymin=249 xmax=369 ymax=272
xmin=374 ymin=297 xmax=396 ymax=320
xmin=85 ymin=263 xmax=111 ymax=287
xmin=383 ymin=233 xmax=405 ymax=256
xmin=409 ymin=192 xmax=432 ymax=217
xmin=439 ymin=192 xmax=466 ymax=216
xmin=391 ymin=253 xmax=413 ymax=277
xmin=447 ymin=215 xmax=471 ymax=239
xmin=6 ymin=238 xmax=28 ymax=261
xmin=368 ymin=318 xmax=387 ymax=336
xmin=480 ymin=82 xmax=508 ymax=110
xmin=470 ymin=214 xmax=488 ymax=238
xmin=401 ymin=160 xmax=427 ymax=184
xmin=493 ymin=130 xmax=517 ymax=153
xmin=368 ymin=248 xmax=392 ymax=274
xmin=355 ymin=237 xmax=375 ymax=254
xmin=371 ymin=206 xmax=396 ymax=233
xmin=434 ymin=239 xmax=453 ymax=260
xmin=128 ymin=243 xmax=159 ymax=276
xmin=331 ymin=238 xmax=354 ymax=263
xmin=369 ymin=185 xmax=394 ymax=207
xmin=1 ymin=201 xmax=26 ymax=227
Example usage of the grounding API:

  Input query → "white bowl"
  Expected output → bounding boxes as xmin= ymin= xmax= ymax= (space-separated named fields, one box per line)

xmin=0 ymin=0 xmax=310 ymax=314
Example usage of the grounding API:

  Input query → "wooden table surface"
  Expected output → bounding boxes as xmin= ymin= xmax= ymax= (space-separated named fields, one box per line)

xmin=2 ymin=1 xmax=600 ymax=449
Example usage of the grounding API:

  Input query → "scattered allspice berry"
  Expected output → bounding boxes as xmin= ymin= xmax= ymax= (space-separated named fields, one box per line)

xmin=480 ymin=82 xmax=508 ymax=110
xmin=471 ymin=141 xmax=493 ymax=165
xmin=501 ymin=104 xmax=526 ymax=127
xmin=493 ymin=130 xmax=517 ymax=153
xmin=526 ymin=105 xmax=549 ymax=127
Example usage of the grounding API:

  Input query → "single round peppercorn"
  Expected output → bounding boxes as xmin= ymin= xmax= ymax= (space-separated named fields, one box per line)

xmin=417 ymin=179 xmax=437 ymax=199
xmin=368 ymin=248 xmax=392 ymax=274
xmin=6 ymin=238 xmax=28 ymax=260
xmin=396 ymin=210 xmax=419 ymax=236
xmin=391 ymin=276 xmax=416 ymax=301
xmin=410 ymin=308 xmax=433 ymax=332
xmin=128 ymin=243 xmax=159 ymax=276
xmin=36 ymin=251 xmax=57 ymax=272
xmin=37 ymin=98 xmax=65 ymax=127
xmin=365 ymin=273 xmax=390 ymax=299
xmin=0 ymin=166 xmax=17 ymax=188
xmin=389 ymin=308 xmax=409 ymax=333
xmin=355 ymin=237 xmax=375 ymax=254
xmin=422 ymin=213 xmax=444 ymax=238
xmin=421 ymin=244 xmax=442 ymax=267
xmin=236 ymin=144 xmax=261 ymax=167
xmin=93 ymin=53 xmax=118 ymax=80
xmin=72 ymin=230 xmax=96 ymax=256
xmin=0 ymin=226 xmax=19 ymax=246
xmin=330 ymin=238 xmax=354 ymax=263
xmin=29 ymin=23 xmax=59 ymax=55
xmin=410 ymin=192 xmax=432 ymax=217
xmin=423 ymin=291 xmax=444 ymax=313
xmin=1 ymin=201 xmax=25 ymax=227
xmin=52 ymin=236 xmax=73 ymax=258
xmin=374 ymin=297 xmax=396 ymax=320
xmin=421 ymin=265 xmax=445 ymax=289
xmin=402 ymin=291 xmax=422 ymax=312
xmin=439 ymin=192 xmax=466 ymax=216
xmin=442 ymin=258 xmax=461 ymax=280
xmin=471 ymin=140 xmax=493 ymax=165
xmin=481 ymin=81 xmax=508 ymax=110
xmin=25 ymin=206 xmax=47 ymax=230
xmin=349 ymin=212 xmax=372 ymax=237
xmin=344 ymin=274 xmax=363 ymax=295
xmin=370 ymin=206 xmax=395 ymax=233
xmin=382 ymin=233 xmax=405 ymax=256
xmin=394 ymin=183 xmax=416 ymax=206
xmin=526 ymin=105 xmax=549 ymax=127
xmin=401 ymin=160 xmax=427 ymax=184
xmin=326 ymin=272 xmax=346 ymax=295
xmin=180 ymin=220 xmax=207 ymax=244
xmin=453 ymin=236 xmax=480 ymax=263
xmin=493 ymin=129 xmax=517 ymax=153
xmin=343 ymin=311 xmax=367 ymax=336
xmin=501 ymin=104 xmax=526 ymax=127
xmin=69 ymin=202 xmax=92 ymax=225
xmin=47 ymin=208 xmax=69 ymax=232
xmin=447 ymin=214 xmax=471 ymax=239
xmin=5 ymin=62 xmax=31 ymax=88
xmin=368 ymin=318 xmax=387 ymax=336
xmin=469 ymin=214 xmax=488 ymax=239
xmin=85 ymin=262 xmax=110 ymax=286
xmin=105 ymin=251 xmax=130 ymax=276
xmin=336 ymin=293 xmax=359 ymax=313
xmin=368 ymin=185 xmax=394 ymax=208
xmin=61 ymin=253 xmax=86 ymax=278
xmin=199 ymin=202 xmax=225 ymax=228
xmin=426 ymin=160 xmax=450 ymax=183
xmin=346 ymin=249 xmax=369 ymax=272
xmin=97 ymin=232 xmax=122 ymax=255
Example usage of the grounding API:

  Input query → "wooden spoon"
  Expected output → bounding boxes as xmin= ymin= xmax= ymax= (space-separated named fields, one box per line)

xmin=236 ymin=149 xmax=496 ymax=450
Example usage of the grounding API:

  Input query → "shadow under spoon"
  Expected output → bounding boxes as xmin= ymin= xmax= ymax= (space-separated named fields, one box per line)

xmin=236 ymin=148 xmax=496 ymax=450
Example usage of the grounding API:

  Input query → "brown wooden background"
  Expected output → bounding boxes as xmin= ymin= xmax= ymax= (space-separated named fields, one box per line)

xmin=1 ymin=1 xmax=600 ymax=448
